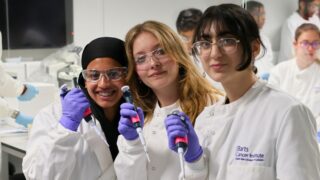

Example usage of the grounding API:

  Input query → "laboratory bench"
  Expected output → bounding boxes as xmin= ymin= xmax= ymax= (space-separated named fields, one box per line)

xmin=0 ymin=123 xmax=28 ymax=180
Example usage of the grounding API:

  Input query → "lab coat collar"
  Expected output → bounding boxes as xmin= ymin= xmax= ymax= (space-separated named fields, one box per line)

xmin=215 ymin=80 xmax=265 ymax=114
xmin=294 ymin=59 xmax=320 ymax=78
xmin=155 ymin=101 xmax=180 ymax=114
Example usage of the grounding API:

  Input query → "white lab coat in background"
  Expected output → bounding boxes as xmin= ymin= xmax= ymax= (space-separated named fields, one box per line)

xmin=114 ymin=102 xmax=207 ymax=180
xmin=278 ymin=12 xmax=320 ymax=64
xmin=0 ymin=61 xmax=25 ymax=118
xmin=22 ymin=100 xmax=116 ymax=180
xmin=0 ymin=31 xmax=25 ymax=117
xmin=255 ymin=33 xmax=274 ymax=76
xmin=190 ymin=80 xmax=320 ymax=180
xmin=268 ymin=59 xmax=320 ymax=129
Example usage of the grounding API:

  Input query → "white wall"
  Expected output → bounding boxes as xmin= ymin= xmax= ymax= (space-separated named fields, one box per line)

xmin=261 ymin=1 xmax=297 ymax=52
xmin=73 ymin=0 xmax=105 ymax=48
xmin=73 ymin=0 xmax=297 ymax=53
xmin=73 ymin=0 xmax=243 ymax=47
xmin=103 ymin=0 xmax=209 ymax=39
xmin=73 ymin=0 xmax=209 ymax=47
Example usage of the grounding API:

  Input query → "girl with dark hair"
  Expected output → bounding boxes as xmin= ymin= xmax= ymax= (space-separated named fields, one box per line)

xmin=168 ymin=4 xmax=320 ymax=180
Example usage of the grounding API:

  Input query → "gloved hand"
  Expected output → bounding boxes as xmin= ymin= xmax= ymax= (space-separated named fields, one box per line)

xmin=260 ymin=72 xmax=270 ymax=81
xmin=118 ymin=102 xmax=144 ymax=140
xmin=17 ymin=84 xmax=39 ymax=101
xmin=165 ymin=111 xmax=203 ymax=163
xmin=59 ymin=88 xmax=90 ymax=131
xmin=317 ymin=131 xmax=320 ymax=143
xmin=15 ymin=112 xmax=33 ymax=128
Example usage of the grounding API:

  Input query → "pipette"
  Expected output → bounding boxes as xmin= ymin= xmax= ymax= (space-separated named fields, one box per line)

xmin=72 ymin=77 xmax=109 ymax=146
xmin=121 ymin=85 xmax=151 ymax=162
xmin=169 ymin=111 xmax=188 ymax=180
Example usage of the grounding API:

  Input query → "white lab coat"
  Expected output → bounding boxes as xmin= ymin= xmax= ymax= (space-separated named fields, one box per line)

xmin=22 ymin=100 xmax=116 ymax=180
xmin=278 ymin=12 xmax=320 ymax=64
xmin=0 ymin=31 xmax=25 ymax=118
xmin=114 ymin=102 xmax=207 ymax=180
xmin=190 ymin=80 xmax=320 ymax=180
xmin=268 ymin=59 xmax=320 ymax=129
xmin=255 ymin=32 xmax=274 ymax=76
xmin=0 ymin=62 xmax=25 ymax=118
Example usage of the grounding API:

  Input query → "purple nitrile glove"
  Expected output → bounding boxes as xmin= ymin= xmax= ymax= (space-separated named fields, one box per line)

xmin=59 ymin=87 xmax=90 ymax=131
xmin=17 ymin=84 xmax=39 ymax=101
xmin=118 ymin=102 xmax=144 ymax=140
xmin=165 ymin=111 xmax=203 ymax=163
xmin=15 ymin=112 xmax=33 ymax=128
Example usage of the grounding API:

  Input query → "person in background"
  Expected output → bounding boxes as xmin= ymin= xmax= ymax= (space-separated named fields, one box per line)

xmin=0 ymin=62 xmax=39 ymax=127
xmin=23 ymin=37 xmax=128 ymax=180
xmin=269 ymin=23 xmax=320 ymax=134
xmin=246 ymin=0 xmax=274 ymax=80
xmin=0 ymin=31 xmax=39 ymax=127
xmin=167 ymin=4 xmax=320 ymax=179
xmin=114 ymin=20 xmax=222 ymax=180
xmin=176 ymin=8 xmax=223 ymax=90
xmin=176 ymin=8 xmax=203 ymax=55
xmin=278 ymin=0 xmax=320 ymax=63
xmin=0 ymin=31 xmax=39 ymax=180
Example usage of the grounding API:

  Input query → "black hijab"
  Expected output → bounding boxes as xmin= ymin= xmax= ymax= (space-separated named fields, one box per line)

xmin=78 ymin=37 xmax=128 ymax=160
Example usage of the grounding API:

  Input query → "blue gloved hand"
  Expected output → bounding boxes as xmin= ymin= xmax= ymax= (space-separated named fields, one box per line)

xmin=17 ymin=84 xmax=39 ymax=101
xmin=15 ymin=112 xmax=33 ymax=128
xmin=59 ymin=88 xmax=90 ymax=131
xmin=260 ymin=72 xmax=270 ymax=81
xmin=165 ymin=111 xmax=203 ymax=162
xmin=118 ymin=102 xmax=144 ymax=140
xmin=317 ymin=131 xmax=320 ymax=143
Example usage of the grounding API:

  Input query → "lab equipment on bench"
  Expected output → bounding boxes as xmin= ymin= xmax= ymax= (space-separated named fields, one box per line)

xmin=28 ymin=45 xmax=82 ymax=88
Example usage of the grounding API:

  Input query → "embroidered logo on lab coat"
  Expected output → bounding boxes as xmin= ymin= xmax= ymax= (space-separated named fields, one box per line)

xmin=235 ymin=146 xmax=264 ymax=162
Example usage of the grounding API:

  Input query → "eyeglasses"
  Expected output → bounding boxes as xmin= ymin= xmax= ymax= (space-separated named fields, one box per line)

xmin=298 ymin=40 xmax=320 ymax=50
xmin=134 ymin=47 xmax=169 ymax=70
xmin=192 ymin=38 xmax=240 ymax=57
xmin=82 ymin=67 xmax=127 ymax=83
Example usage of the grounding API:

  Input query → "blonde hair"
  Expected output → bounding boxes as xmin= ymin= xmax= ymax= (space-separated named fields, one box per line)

xmin=125 ymin=20 xmax=222 ymax=124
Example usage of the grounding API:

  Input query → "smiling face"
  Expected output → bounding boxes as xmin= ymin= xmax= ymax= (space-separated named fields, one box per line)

xmin=132 ymin=31 xmax=179 ymax=93
xmin=85 ymin=58 xmax=126 ymax=109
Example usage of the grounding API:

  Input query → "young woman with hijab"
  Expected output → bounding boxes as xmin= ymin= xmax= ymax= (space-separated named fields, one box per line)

xmin=22 ymin=37 xmax=128 ymax=180
xmin=114 ymin=20 xmax=222 ymax=180
xmin=166 ymin=4 xmax=320 ymax=180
